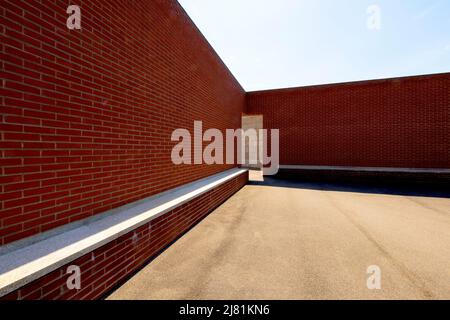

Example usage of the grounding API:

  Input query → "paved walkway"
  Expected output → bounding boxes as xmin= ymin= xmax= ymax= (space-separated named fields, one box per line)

xmin=107 ymin=177 xmax=450 ymax=300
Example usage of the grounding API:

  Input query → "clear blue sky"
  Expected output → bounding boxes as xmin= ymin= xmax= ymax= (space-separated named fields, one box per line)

xmin=178 ymin=0 xmax=450 ymax=91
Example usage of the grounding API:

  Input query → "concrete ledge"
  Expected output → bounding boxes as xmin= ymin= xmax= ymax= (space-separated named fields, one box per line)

xmin=0 ymin=168 xmax=248 ymax=297
xmin=279 ymin=165 xmax=450 ymax=174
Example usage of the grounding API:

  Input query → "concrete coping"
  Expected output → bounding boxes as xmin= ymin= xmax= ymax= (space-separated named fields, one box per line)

xmin=0 ymin=168 xmax=248 ymax=297
xmin=279 ymin=165 xmax=450 ymax=174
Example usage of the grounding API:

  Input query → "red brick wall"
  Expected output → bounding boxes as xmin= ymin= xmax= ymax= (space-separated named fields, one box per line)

xmin=1 ymin=171 xmax=248 ymax=300
xmin=0 ymin=0 xmax=245 ymax=245
xmin=246 ymin=73 xmax=450 ymax=169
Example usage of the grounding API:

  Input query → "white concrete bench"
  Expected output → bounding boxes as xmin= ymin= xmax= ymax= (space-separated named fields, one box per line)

xmin=0 ymin=168 xmax=248 ymax=297
xmin=279 ymin=165 xmax=450 ymax=173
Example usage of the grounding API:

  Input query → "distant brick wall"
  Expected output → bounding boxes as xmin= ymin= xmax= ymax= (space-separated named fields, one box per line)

xmin=0 ymin=0 xmax=245 ymax=245
xmin=1 ymin=171 xmax=248 ymax=300
xmin=246 ymin=73 xmax=450 ymax=169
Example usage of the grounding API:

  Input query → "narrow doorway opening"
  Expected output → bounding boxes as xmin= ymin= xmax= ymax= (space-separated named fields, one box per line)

xmin=242 ymin=115 xmax=264 ymax=179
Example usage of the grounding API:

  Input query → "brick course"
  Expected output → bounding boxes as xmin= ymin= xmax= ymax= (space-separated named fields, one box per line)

xmin=0 ymin=0 xmax=245 ymax=245
xmin=246 ymin=73 xmax=450 ymax=169
xmin=1 ymin=0 xmax=449 ymax=301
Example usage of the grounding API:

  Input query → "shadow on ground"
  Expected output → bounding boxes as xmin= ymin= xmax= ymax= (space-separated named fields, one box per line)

xmin=250 ymin=172 xmax=450 ymax=199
